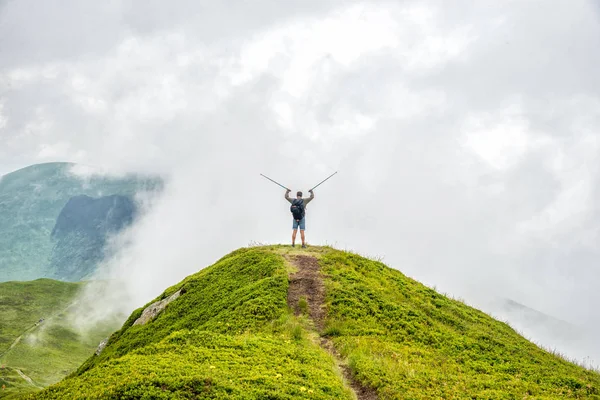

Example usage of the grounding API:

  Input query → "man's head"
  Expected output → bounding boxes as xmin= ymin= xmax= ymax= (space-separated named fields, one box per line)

xmin=297 ymin=191 xmax=302 ymax=198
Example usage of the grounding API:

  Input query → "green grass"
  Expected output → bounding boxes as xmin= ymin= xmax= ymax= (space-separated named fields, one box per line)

xmin=33 ymin=329 xmax=352 ymax=400
xmin=297 ymin=296 xmax=309 ymax=315
xmin=0 ymin=369 xmax=38 ymax=400
xmin=75 ymin=248 xmax=290 ymax=373
xmin=320 ymin=250 xmax=600 ymax=399
xmin=23 ymin=245 xmax=600 ymax=399
xmin=0 ymin=279 xmax=82 ymax=355
xmin=0 ymin=279 xmax=121 ymax=399
xmin=28 ymin=248 xmax=353 ymax=399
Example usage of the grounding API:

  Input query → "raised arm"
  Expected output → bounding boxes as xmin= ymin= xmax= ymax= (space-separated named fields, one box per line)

xmin=285 ymin=189 xmax=292 ymax=203
xmin=303 ymin=189 xmax=315 ymax=205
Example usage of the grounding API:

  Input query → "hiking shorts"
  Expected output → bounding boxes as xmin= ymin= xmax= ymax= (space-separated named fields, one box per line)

xmin=293 ymin=217 xmax=306 ymax=230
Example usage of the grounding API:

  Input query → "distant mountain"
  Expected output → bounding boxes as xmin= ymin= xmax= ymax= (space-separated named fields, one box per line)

xmin=0 ymin=162 xmax=162 ymax=282
xmin=48 ymin=195 xmax=137 ymax=281
xmin=500 ymin=298 xmax=576 ymax=337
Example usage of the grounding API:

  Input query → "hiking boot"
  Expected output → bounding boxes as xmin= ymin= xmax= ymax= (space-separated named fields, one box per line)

xmin=292 ymin=244 xmax=295 ymax=247
xmin=302 ymin=244 xmax=307 ymax=248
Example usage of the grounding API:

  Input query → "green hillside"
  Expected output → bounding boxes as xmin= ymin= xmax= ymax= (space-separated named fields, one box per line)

xmin=0 ymin=279 xmax=122 ymax=399
xmin=0 ymin=162 xmax=162 ymax=282
xmin=26 ymin=246 xmax=600 ymax=399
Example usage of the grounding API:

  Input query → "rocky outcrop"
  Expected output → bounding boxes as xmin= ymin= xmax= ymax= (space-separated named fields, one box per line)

xmin=133 ymin=290 xmax=182 ymax=326
xmin=95 ymin=338 xmax=109 ymax=356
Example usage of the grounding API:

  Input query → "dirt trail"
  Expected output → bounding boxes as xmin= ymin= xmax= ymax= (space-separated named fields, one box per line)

xmin=286 ymin=255 xmax=378 ymax=400
xmin=9 ymin=335 xmax=22 ymax=351
xmin=0 ymin=300 xmax=78 ymax=361
xmin=0 ymin=300 xmax=80 ymax=390
xmin=0 ymin=333 xmax=24 ymax=361
xmin=15 ymin=368 xmax=41 ymax=388
xmin=287 ymin=255 xmax=326 ymax=330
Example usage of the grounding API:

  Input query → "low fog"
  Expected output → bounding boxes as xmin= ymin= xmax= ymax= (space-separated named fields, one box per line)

xmin=1 ymin=0 xmax=600 ymax=366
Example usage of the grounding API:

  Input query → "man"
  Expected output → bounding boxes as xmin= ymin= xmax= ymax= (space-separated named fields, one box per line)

xmin=285 ymin=189 xmax=314 ymax=248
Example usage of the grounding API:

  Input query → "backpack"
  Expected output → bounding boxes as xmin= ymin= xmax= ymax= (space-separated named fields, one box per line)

xmin=290 ymin=198 xmax=305 ymax=221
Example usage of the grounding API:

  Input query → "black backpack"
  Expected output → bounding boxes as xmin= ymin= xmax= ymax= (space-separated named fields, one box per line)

xmin=290 ymin=199 xmax=305 ymax=220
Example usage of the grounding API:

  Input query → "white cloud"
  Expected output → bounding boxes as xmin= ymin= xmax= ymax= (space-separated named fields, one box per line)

xmin=462 ymin=104 xmax=547 ymax=170
xmin=37 ymin=142 xmax=71 ymax=159
xmin=0 ymin=101 xmax=6 ymax=131
xmin=2 ymin=0 xmax=600 ymax=366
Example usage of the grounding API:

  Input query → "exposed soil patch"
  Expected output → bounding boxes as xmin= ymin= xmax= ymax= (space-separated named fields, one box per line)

xmin=320 ymin=338 xmax=378 ymax=400
xmin=286 ymin=255 xmax=326 ymax=330
xmin=286 ymin=254 xmax=378 ymax=400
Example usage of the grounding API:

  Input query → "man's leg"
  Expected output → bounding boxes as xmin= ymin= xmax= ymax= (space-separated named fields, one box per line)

xmin=292 ymin=219 xmax=299 ymax=246
xmin=300 ymin=217 xmax=306 ymax=247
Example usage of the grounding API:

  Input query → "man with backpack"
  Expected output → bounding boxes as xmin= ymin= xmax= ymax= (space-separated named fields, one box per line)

xmin=285 ymin=189 xmax=314 ymax=248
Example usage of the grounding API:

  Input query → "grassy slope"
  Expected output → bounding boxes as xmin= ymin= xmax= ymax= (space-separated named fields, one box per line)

xmin=27 ymin=246 xmax=600 ymax=399
xmin=0 ymin=280 xmax=120 ymax=399
xmin=0 ymin=279 xmax=81 ymax=354
xmin=29 ymin=248 xmax=353 ymax=400
xmin=320 ymin=250 xmax=600 ymax=399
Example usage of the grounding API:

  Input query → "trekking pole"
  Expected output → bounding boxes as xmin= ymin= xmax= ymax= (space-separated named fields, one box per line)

xmin=260 ymin=174 xmax=290 ymax=191
xmin=309 ymin=171 xmax=338 ymax=191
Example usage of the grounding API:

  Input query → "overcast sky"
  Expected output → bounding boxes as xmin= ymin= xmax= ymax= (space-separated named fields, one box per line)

xmin=2 ymin=0 xmax=600 ymax=365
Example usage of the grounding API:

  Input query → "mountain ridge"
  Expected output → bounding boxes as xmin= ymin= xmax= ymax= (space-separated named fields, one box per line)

xmin=26 ymin=245 xmax=600 ymax=399
xmin=0 ymin=162 xmax=162 ymax=282
xmin=48 ymin=194 xmax=137 ymax=281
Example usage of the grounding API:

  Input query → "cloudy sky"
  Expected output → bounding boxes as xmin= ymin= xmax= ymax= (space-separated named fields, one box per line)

xmin=2 ymin=0 xmax=600 ymax=365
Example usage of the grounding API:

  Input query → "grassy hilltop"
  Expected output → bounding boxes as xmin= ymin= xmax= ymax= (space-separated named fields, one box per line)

xmin=22 ymin=246 xmax=600 ymax=399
